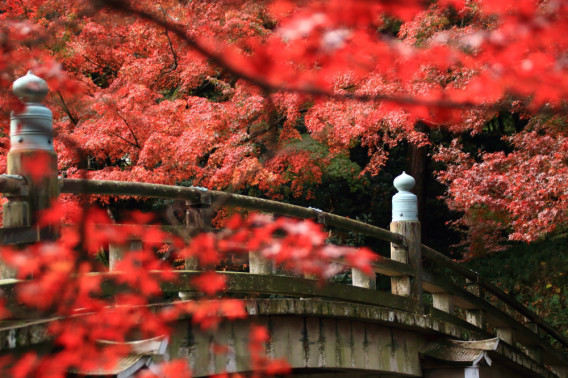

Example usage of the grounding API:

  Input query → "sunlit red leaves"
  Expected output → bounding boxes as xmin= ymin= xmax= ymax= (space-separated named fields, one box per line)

xmin=436 ymin=119 xmax=568 ymax=255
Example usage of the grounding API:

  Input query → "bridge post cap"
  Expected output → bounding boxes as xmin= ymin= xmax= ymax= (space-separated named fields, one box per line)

xmin=392 ymin=172 xmax=418 ymax=222
xmin=13 ymin=71 xmax=48 ymax=103
xmin=393 ymin=171 xmax=415 ymax=192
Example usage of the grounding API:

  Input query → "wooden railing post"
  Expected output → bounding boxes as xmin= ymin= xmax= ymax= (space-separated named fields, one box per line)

xmin=432 ymin=293 xmax=454 ymax=315
xmin=2 ymin=72 xmax=58 ymax=278
xmin=465 ymin=280 xmax=485 ymax=329
xmin=185 ymin=191 xmax=212 ymax=270
xmin=524 ymin=321 xmax=543 ymax=362
xmin=248 ymin=213 xmax=274 ymax=275
xmin=390 ymin=172 xmax=422 ymax=312
xmin=180 ymin=191 xmax=212 ymax=299
xmin=109 ymin=238 xmax=143 ymax=271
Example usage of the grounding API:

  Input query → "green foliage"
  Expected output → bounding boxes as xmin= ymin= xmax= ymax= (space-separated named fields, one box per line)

xmin=465 ymin=236 xmax=568 ymax=335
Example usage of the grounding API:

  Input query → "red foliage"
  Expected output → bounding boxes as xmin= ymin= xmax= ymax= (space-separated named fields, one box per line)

xmin=1 ymin=0 xmax=568 ymax=374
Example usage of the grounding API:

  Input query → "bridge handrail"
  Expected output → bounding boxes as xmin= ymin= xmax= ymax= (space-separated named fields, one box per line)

xmin=422 ymin=244 xmax=568 ymax=350
xmin=0 ymin=175 xmax=564 ymax=366
xmin=59 ymin=178 xmax=405 ymax=245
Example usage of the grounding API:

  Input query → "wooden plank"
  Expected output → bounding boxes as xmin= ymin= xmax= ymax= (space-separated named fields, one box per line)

xmin=425 ymin=306 xmax=488 ymax=336
xmin=0 ymin=174 xmax=27 ymax=195
xmin=102 ymin=271 xmax=418 ymax=313
xmin=0 ymin=227 xmax=41 ymax=245
xmin=372 ymin=258 xmax=414 ymax=277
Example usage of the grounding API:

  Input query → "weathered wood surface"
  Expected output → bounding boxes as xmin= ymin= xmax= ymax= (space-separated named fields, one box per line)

xmin=0 ymin=175 xmax=27 ymax=195
xmin=175 ymin=315 xmax=424 ymax=377
xmin=422 ymin=245 xmax=568 ymax=351
xmin=0 ymin=176 xmax=565 ymax=374
xmin=149 ymin=271 xmax=417 ymax=313
xmin=390 ymin=221 xmax=422 ymax=311
xmin=59 ymin=178 xmax=405 ymax=245
xmin=0 ymin=293 xmax=561 ymax=378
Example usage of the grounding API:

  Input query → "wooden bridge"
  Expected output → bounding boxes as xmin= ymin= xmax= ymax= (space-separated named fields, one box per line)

xmin=0 ymin=72 xmax=567 ymax=377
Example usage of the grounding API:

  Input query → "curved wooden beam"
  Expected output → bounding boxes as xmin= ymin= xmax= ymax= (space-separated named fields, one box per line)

xmin=60 ymin=178 xmax=405 ymax=245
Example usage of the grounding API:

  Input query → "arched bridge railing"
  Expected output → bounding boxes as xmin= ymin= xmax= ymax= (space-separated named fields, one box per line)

xmin=1 ymin=174 xmax=567 ymax=373
xmin=1 ymin=71 xmax=567 ymax=377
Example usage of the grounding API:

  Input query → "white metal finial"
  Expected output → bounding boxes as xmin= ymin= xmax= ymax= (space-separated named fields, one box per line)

xmin=393 ymin=171 xmax=415 ymax=192
xmin=392 ymin=172 xmax=418 ymax=222
xmin=10 ymin=71 xmax=53 ymax=152
xmin=12 ymin=71 xmax=49 ymax=103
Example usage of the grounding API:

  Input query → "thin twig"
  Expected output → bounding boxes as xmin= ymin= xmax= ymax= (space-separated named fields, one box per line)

xmin=57 ymin=91 xmax=79 ymax=126
xmin=116 ymin=112 xmax=141 ymax=148
xmin=108 ymin=131 xmax=140 ymax=149
xmin=159 ymin=5 xmax=178 ymax=73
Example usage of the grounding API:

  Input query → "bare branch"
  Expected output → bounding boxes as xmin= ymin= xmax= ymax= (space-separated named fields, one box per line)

xmin=159 ymin=5 xmax=179 ymax=73
xmin=57 ymin=91 xmax=79 ymax=126
xmin=96 ymin=0 xmax=504 ymax=112
xmin=115 ymin=112 xmax=141 ymax=149
xmin=108 ymin=131 xmax=141 ymax=148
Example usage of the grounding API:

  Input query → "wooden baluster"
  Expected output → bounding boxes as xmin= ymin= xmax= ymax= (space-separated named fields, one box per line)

xmin=184 ymin=192 xmax=212 ymax=270
xmin=493 ymin=284 xmax=515 ymax=344
xmin=465 ymin=281 xmax=485 ymax=329
xmin=524 ymin=321 xmax=543 ymax=362
xmin=348 ymin=206 xmax=376 ymax=289
xmin=180 ymin=191 xmax=212 ymax=300
xmin=390 ymin=172 xmax=423 ymax=312
xmin=109 ymin=238 xmax=143 ymax=271
xmin=248 ymin=252 xmax=274 ymax=275
xmin=352 ymin=268 xmax=376 ymax=289
xmin=249 ymin=213 xmax=274 ymax=275
xmin=432 ymin=293 xmax=454 ymax=315
xmin=496 ymin=327 xmax=515 ymax=345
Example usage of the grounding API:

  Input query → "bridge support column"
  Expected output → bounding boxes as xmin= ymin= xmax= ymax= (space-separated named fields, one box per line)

xmin=390 ymin=172 xmax=422 ymax=312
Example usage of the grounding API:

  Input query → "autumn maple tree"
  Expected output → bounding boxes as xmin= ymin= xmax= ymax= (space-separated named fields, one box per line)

xmin=1 ymin=0 xmax=567 ymax=251
xmin=0 ymin=0 xmax=568 ymax=375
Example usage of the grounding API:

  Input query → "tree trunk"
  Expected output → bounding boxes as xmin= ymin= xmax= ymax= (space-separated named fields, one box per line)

xmin=407 ymin=122 xmax=429 ymax=223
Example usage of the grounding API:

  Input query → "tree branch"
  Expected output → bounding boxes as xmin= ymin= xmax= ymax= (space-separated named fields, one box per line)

xmin=96 ymin=0 xmax=503 ymax=112
xmin=17 ymin=0 xmax=30 ymax=19
xmin=159 ymin=5 xmax=178 ymax=73
xmin=108 ymin=131 xmax=141 ymax=148
xmin=57 ymin=91 xmax=79 ymax=126
xmin=115 ymin=112 xmax=141 ymax=149
xmin=82 ymin=54 xmax=109 ymax=71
